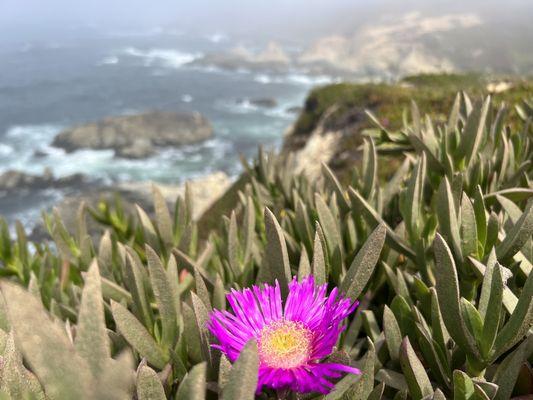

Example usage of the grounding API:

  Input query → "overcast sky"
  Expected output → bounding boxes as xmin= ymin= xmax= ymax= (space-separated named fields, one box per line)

xmin=1 ymin=0 xmax=531 ymax=41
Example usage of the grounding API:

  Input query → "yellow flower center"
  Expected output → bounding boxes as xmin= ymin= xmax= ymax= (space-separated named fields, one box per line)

xmin=258 ymin=320 xmax=312 ymax=369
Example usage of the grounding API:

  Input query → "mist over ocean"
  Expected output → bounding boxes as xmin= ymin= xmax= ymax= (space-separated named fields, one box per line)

xmin=0 ymin=27 xmax=325 ymax=226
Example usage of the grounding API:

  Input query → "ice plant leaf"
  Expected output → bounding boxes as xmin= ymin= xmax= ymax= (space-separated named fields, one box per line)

xmin=460 ymin=193 xmax=478 ymax=257
xmin=152 ymin=184 xmax=174 ymax=248
xmin=315 ymin=193 xmax=342 ymax=257
xmin=456 ymin=96 xmax=490 ymax=167
xmin=383 ymin=305 xmax=402 ymax=361
xmin=75 ymin=260 xmax=110 ymax=375
xmin=496 ymin=198 xmax=533 ymax=261
xmin=479 ymin=262 xmax=503 ymax=357
xmin=493 ymin=270 xmax=533 ymax=358
xmin=453 ymin=370 xmax=475 ymax=400
xmin=2 ymin=331 xmax=45 ymax=399
xmin=322 ymin=162 xmax=350 ymax=213
xmin=228 ymin=210 xmax=240 ymax=276
xmin=146 ymin=245 xmax=178 ymax=349
xmin=341 ymin=223 xmax=386 ymax=301
xmin=1 ymin=282 xmax=93 ymax=399
xmin=176 ymin=362 xmax=206 ymax=400
xmin=137 ymin=365 xmax=166 ymax=400
xmin=348 ymin=188 xmax=416 ymax=260
xmin=298 ymin=249 xmax=311 ymax=280
xmin=263 ymin=208 xmax=291 ymax=297
xmin=433 ymin=234 xmax=479 ymax=357
xmin=436 ymin=177 xmax=463 ymax=264
xmin=111 ymin=300 xmax=168 ymax=369
xmin=311 ymin=224 xmax=327 ymax=286
xmin=399 ymin=337 xmax=433 ymax=400
xmin=492 ymin=335 xmax=533 ymax=400
xmin=221 ymin=340 xmax=259 ymax=400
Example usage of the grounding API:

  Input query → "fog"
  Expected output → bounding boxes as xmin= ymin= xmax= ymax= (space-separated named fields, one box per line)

xmin=2 ymin=0 xmax=531 ymax=42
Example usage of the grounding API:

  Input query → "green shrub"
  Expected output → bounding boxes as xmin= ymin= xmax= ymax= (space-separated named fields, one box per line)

xmin=0 ymin=92 xmax=531 ymax=399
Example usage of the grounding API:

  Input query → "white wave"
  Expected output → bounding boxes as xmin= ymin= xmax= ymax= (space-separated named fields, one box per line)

xmin=0 ymin=143 xmax=13 ymax=156
xmin=6 ymin=124 xmax=62 ymax=141
xmin=181 ymin=94 xmax=193 ymax=103
xmin=206 ymin=33 xmax=228 ymax=43
xmin=285 ymin=74 xmax=337 ymax=86
xmin=253 ymin=73 xmax=336 ymax=86
xmin=99 ymin=56 xmax=119 ymax=65
xmin=254 ymin=74 xmax=275 ymax=84
xmin=122 ymin=47 xmax=201 ymax=68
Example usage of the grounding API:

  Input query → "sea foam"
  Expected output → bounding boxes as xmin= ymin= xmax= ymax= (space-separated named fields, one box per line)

xmin=122 ymin=47 xmax=202 ymax=68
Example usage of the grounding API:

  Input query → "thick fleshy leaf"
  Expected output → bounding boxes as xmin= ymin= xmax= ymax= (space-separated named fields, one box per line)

xmin=399 ymin=337 xmax=433 ymax=400
xmin=176 ymin=362 xmax=206 ymax=400
xmin=383 ymin=305 xmax=402 ymax=361
xmin=436 ymin=177 xmax=463 ymax=264
xmin=152 ymin=185 xmax=174 ymax=248
xmin=340 ymin=224 xmax=386 ymax=301
xmin=263 ymin=208 xmax=291 ymax=297
xmin=146 ymin=245 xmax=178 ymax=349
xmin=493 ymin=335 xmax=533 ymax=400
xmin=75 ymin=261 xmax=110 ymax=375
xmin=1 ymin=282 xmax=93 ymax=399
xmin=496 ymin=198 xmax=533 ymax=260
xmin=311 ymin=223 xmax=327 ymax=286
xmin=333 ymin=339 xmax=375 ymax=400
xmin=349 ymin=188 xmax=416 ymax=260
xmin=315 ymin=193 xmax=342 ymax=256
xmin=460 ymin=194 xmax=478 ymax=257
xmin=493 ymin=270 xmax=533 ymax=358
xmin=111 ymin=301 xmax=167 ymax=369
xmin=453 ymin=370 xmax=474 ymax=400
xmin=221 ymin=340 xmax=259 ymax=400
xmin=433 ymin=234 xmax=479 ymax=357
xmin=479 ymin=260 xmax=503 ymax=357
xmin=136 ymin=365 xmax=166 ymax=400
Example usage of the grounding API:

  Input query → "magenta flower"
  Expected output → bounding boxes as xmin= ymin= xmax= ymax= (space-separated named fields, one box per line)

xmin=208 ymin=275 xmax=360 ymax=394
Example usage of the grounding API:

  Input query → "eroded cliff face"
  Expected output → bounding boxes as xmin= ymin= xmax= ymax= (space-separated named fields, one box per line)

xmin=279 ymin=74 xmax=532 ymax=183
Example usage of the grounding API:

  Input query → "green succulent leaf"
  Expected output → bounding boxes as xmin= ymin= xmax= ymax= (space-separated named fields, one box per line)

xmin=111 ymin=300 xmax=168 ymax=370
xmin=340 ymin=224 xmax=386 ymax=301
xmin=146 ymin=245 xmax=178 ymax=350
xmin=176 ymin=362 xmax=206 ymax=400
xmin=433 ymin=234 xmax=479 ymax=357
xmin=263 ymin=208 xmax=291 ymax=297
xmin=76 ymin=261 xmax=110 ymax=375
xmin=399 ymin=337 xmax=434 ymax=400
xmin=136 ymin=365 xmax=166 ymax=400
xmin=221 ymin=340 xmax=259 ymax=400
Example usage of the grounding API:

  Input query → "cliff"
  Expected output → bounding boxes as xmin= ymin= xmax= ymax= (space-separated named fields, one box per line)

xmin=198 ymin=73 xmax=533 ymax=235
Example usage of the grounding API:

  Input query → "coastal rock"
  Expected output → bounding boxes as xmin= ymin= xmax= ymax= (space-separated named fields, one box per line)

xmin=52 ymin=111 xmax=213 ymax=158
xmin=286 ymin=106 xmax=303 ymax=114
xmin=250 ymin=98 xmax=277 ymax=108
xmin=0 ymin=169 xmax=88 ymax=192
xmin=237 ymin=98 xmax=278 ymax=108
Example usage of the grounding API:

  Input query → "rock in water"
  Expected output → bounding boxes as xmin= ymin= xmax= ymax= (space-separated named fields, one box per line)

xmin=52 ymin=111 xmax=213 ymax=158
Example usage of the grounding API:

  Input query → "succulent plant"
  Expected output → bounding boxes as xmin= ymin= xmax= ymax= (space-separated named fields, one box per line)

xmin=0 ymin=92 xmax=531 ymax=399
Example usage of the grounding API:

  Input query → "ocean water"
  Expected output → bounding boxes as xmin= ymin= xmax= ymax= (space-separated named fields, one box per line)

xmin=0 ymin=28 xmax=328 ymax=226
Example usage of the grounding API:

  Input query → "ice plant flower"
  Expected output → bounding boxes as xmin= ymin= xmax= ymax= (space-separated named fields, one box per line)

xmin=208 ymin=275 xmax=360 ymax=394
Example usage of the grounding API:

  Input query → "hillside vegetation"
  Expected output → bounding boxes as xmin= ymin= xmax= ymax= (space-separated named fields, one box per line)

xmin=0 ymin=74 xmax=531 ymax=399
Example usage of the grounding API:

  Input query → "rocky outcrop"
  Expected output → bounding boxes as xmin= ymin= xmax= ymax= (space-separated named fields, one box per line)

xmin=237 ymin=98 xmax=278 ymax=108
xmin=0 ymin=169 xmax=88 ymax=193
xmin=52 ymin=111 xmax=213 ymax=159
